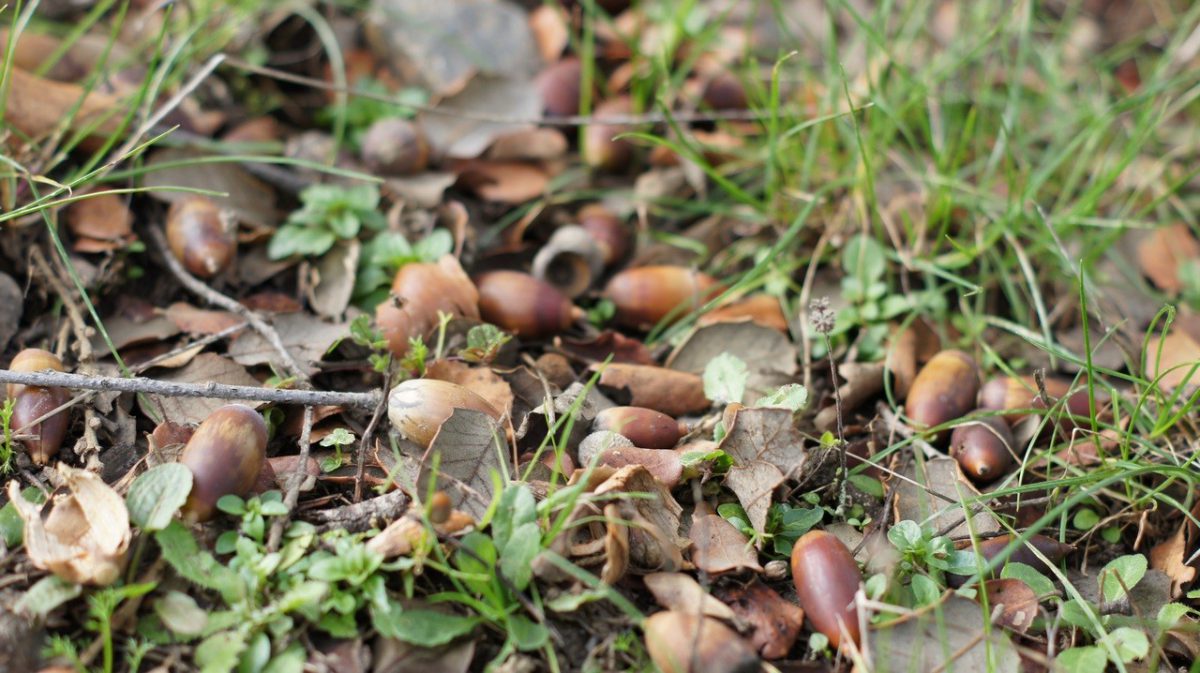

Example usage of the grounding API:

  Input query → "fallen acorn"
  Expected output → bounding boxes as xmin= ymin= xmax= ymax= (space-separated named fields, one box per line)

xmin=179 ymin=405 xmax=268 ymax=522
xmin=790 ymin=530 xmax=862 ymax=649
xmin=949 ymin=415 xmax=1015 ymax=484
xmin=906 ymin=349 xmax=980 ymax=438
xmin=583 ymin=95 xmax=635 ymax=172
xmin=643 ymin=610 xmax=760 ymax=673
xmin=387 ymin=378 xmax=502 ymax=449
xmin=360 ymin=117 xmax=429 ymax=175
xmin=603 ymin=265 xmax=721 ymax=330
xmin=577 ymin=204 xmax=632 ymax=267
xmin=950 ymin=533 xmax=1074 ymax=586
xmin=977 ymin=375 xmax=1071 ymax=424
xmin=474 ymin=270 xmax=584 ymax=338
xmin=593 ymin=406 xmax=686 ymax=449
xmin=7 ymin=348 xmax=69 ymax=464
xmin=166 ymin=196 xmax=236 ymax=278
xmin=536 ymin=56 xmax=584 ymax=117
xmin=376 ymin=256 xmax=480 ymax=356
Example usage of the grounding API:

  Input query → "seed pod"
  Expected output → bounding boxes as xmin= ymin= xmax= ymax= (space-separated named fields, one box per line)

xmin=577 ymin=204 xmax=632 ymax=266
xmin=790 ymin=530 xmax=862 ymax=649
xmin=166 ymin=196 xmax=236 ymax=278
xmin=949 ymin=416 xmax=1015 ymax=484
xmin=475 ymin=270 xmax=583 ymax=338
xmin=603 ymin=266 xmax=721 ymax=330
xmin=906 ymin=350 xmax=980 ymax=437
xmin=531 ymin=226 xmax=605 ymax=298
xmin=387 ymin=379 xmax=501 ymax=449
xmin=360 ymin=118 xmax=429 ymax=175
xmin=593 ymin=406 xmax=685 ymax=449
xmin=7 ymin=348 xmax=64 ymax=398
xmin=644 ymin=611 xmax=760 ymax=673
xmin=376 ymin=256 xmax=480 ymax=356
xmin=583 ymin=96 xmax=634 ymax=172
xmin=11 ymin=386 xmax=69 ymax=464
xmin=179 ymin=405 xmax=268 ymax=522
xmin=536 ymin=57 xmax=583 ymax=118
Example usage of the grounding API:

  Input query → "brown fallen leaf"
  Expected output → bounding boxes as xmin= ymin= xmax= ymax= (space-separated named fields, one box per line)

xmin=138 ymin=353 xmax=263 ymax=425
xmin=164 ymin=302 xmax=244 ymax=336
xmin=529 ymin=5 xmax=569 ymax=63
xmin=593 ymin=465 xmax=687 ymax=577
xmin=690 ymin=501 xmax=764 ymax=576
xmin=419 ymin=76 xmax=542 ymax=158
xmin=8 ymin=465 xmax=131 ymax=585
xmin=557 ymin=331 xmax=655 ymax=365
xmin=697 ymin=295 xmax=789 ymax=332
xmin=815 ymin=362 xmax=885 ymax=432
xmin=982 ymin=578 xmax=1039 ymax=633
xmin=644 ymin=572 xmax=737 ymax=621
xmin=486 ymin=128 xmax=568 ymax=161
xmin=414 ymin=409 xmax=510 ymax=520
xmin=667 ymin=321 xmax=797 ymax=405
xmin=869 ymin=594 xmax=1020 ymax=673
xmin=64 ymin=190 xmax=135 ymax=251
xmin=596 ymin=446 xmax=682 ymax=488
xmin=893 ymin=457 xmax=1000 ymax=538
xmin=307 ymin=239 xmax=360 ymax=320
xmin=3 ymin=67 xmax=122 ymax=151
xmin=715 ymin=581 xmax=804 ymax=659
xmin=373 ymin=635 xmax=474 ymax=673
xmin=643 ymin=610 xmax=760 ymax=673
xmin=227 ymin=313 xmax=349 ymax=375
xmin=723 ymin=461 xmax=784 ymax=538
xmin=1146 ymin=328 xmax=1200 ymax=389
xmin=92 ymin=310 xmax=180 ymax=353
xmin=454 ymin=160 xmax=550 ymax=204
xmin=1150 ymin=524 xmax=1197 ymax=599
xmin=426 ymin=359 xmax=515 ymax=420
xmin=592 ymin=363 xmax=710 ymax=416
xmin=1136 ymin=224 xmax=1200 ymax=293
xmin=143 ymin=147 xmax=279 ymax=229
xmin=884 ymin=319 xmax=941 ymax=399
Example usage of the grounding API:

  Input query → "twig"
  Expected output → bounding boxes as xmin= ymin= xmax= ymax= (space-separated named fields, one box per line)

xmin=354 ymin=367 xmax=392 ymax=503
xmin=267 ymin=405 xmax=313 ymax=551
xmin=145 ymin=226 xmax=309 ymax=382
xmin=302 ymin=488 xmax=409 ymax=533
xmin=0 ymin=369 xmax=380 ymax=408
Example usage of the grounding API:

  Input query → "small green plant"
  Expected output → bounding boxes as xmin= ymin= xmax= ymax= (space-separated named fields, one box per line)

xmin=718 ymin=501 xmax=823 ymax=557
xmin=316 ymin=76 xmax=427 ymax=147
xmin=0 ymin=397 xmax=16 ymax=474
xmin=882 ymin=520 xmax=976 ymax=607
xmin=349 ymin=314 xmax=393 ymax=374
xmin=268 ymin=183 xmax=385 ymax=260
xmin=318 ymin=427 xmax=357 ymax=472
xmin=459 ymin=324 xmax=512 ymax=364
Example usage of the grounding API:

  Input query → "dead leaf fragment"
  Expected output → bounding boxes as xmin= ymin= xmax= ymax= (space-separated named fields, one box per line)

xmin=557 ymin=331 xmax=654 ymax=365
xmin=227 ymin=313 xmax=349 ymax=375
xmin=982 ymin=578 xmax=1039 ymax=633
xmin=1150 ymin=525 xmax=1197 ymax=599
xmin=667 ymin=321 xmax=797 ymax=405
xmin=455 ymin=160 xmax=550 ymax=204
xmin=724 ymin=461 xmax=784 ymax=537
xmin=893 ymin=457 xmax=1000 ymax=538
xmin=595 ymin=446 xmax=682 ymax=488
xmin=690 ymin=502 xmax=763 ymax=576
xmin=415 ymin=409 xmax=510 ymax=520
xmin=1137 ymin=223 xmax=1200 ymax=293
xmin=1146 ymin=329 xmax=1200 ymax=389
xmin=164 ymin=302 xmax=244 ymax=336
xmin=869 ymin=594 xmax=1020 ymax=673
xmin=419 ymin=76 xmax=542 ymax=158
xmin=644 ymin=572 xmax=736 ymax=621
xmin=143 ymin=147 xmax=278 ymax=228
xmin=592 ymin=363 xmax=710 ymax=416
xmin=307 ymin=239 xmax=360 ymax=319
xmin=592 ymin=465 xmax=687 ymax=576
xmin=8 ymin=465 xmax=131 ymax=585
xmin=715 ymin=581 xmax=804 ymax=659
xmin=65 ymin=190 xmax=135 ymax=250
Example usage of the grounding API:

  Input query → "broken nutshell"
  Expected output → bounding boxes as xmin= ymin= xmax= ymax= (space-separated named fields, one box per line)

xmin=166 ymin=195 xmax=236 ymax=278
xmin=179 ymin=405 xmax=268 ymax=522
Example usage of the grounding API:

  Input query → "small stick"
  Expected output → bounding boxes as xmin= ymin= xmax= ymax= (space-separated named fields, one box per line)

xmin=0 ymin=369 xmax=380 ymax=408
xmin=267 ymin=405 xmax=313 ymax=551
xmin=145 ymin=226 xmax=309 ymax=382
xmin=302 ymin=488 xmax=409 ymax=533
xmin=354 ymin=367 xmax=392 ymax=503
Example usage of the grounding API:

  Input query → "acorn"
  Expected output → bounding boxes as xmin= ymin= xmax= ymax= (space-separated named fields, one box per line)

xmin=977 ymin=376 xmax=1071 ymax=424
xmin=593 ymin=406 xmax=686 ymax=449
xmin=387 ymin=379 xmax=502 ymax=449
xmin=790 ymin=530 xmax=862 ymax=649
xmin=7 ymin=348 xmax=69 ymax=465
xmin=949 ymin=415 xmax=1015 ymax=484
xmin=701 ymin=70 xmax=748 ymax=111
xmin=531 ymin=226 xmax=605 ymax=298
xmin=360 ymin=118 xmax=429 ymax=175
xmin=906 ymin=350 xmax=980 ymax=438
xmin=603 ymin=266 xmax=721 ymax=330
xmin=179 ymin=405 xmax=268 ymax=522
xmin=474 ymin=270 xmax=584 ymax=338
xmin=376 ymin=256 xmax=480 ymax=356
xmin=958 ymin=534 xmax=1074 ymax=580
xmin=536 ymin=57 xmax=583 ymax=118
xmin=643 ymin=611 xmax=760 ymax=673
xmin=583 ymin=96 xmax=635 ymax=172
xmin=166 ymin=196 xmax=236 ymax=278
xmin=577 ymin=204 xmax=631 ymax=267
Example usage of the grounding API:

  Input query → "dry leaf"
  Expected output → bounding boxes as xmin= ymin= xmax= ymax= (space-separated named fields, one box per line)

xmin=718 ymin=406 xmax=807 ymax=478
xmin=667 ymin=321 xmax=797 ymax=405
xmin=143 ymin=147 xmax=278 ymax=228
xmin=373 ymin=635 xmax=475 ymax=673
xmin=644 ymin=572 xmax=736 ymax=621
xmin=227 ymin=312 xmax=349 ymax=375
xmin=92 ymin=311 xmax=180 ymax=353
xmin=426 ymin=359 xmax=515 ymax=419
xmin=487 ymin=128 xmax=568 ymax=161
xmin=415 ymin=409 xmax=510 ymax=520
xmin=529 ymin=5 xmax=569 ymax=63
xmin=592 ymin=363 xmax=710 ymax=416
xmin=982 ymin=578 xmax=1039 ymax=633
xmin=593 ymin=465 xmax=687 ymax=575
xmin=383 ymin=172 xmax=458 ymax=210
xmin=715 ymin=581 xmax=804 ymax=659
xmin=690 ymin=502 xmax=763 ymax=576
xmin=3 ymin=67 xmax=121 ymax=151
xmin=815 ymin=362 xmax=885 ymax=432
xmin=455 ymin=160 xmax=550 ymax=204
xmin=419 ymin=76 xmax=542 ymax=158
xmin=64 ymin=190 xmax=134 ymax=250
xmin=557 ymin=331 xmax=655 ymax=365
xmin=8 ymin=465 xmax=131 ymax=585
xmin=1146 ymin=329 xmax=1200 ymax=389
xmin=595 ymin=446 xmax=682 ymax=488
xmin=1150 ymin=525 xmax=1197 ymax=599
xmin=307 ymin=239 xmax=360 ymax=319
xmin=697 ymin=295 xmax=789 ymax=332
xmin=724 ymin=461 xmax=784 ymax=537
xmin=138 ymin=353 xmax=262 ymax=425
xmin=163 ymin=302 xmax=243 ymax=336
xmin=1137 ymin=224 xmax=1200 ymax=293
xmin=0 ymin=272 xmax=22 ymax=352
xmin=893 ymin=457 xmax=1000 ymax=538
xmin=869 ymin=594 xmax=1020 ymax=673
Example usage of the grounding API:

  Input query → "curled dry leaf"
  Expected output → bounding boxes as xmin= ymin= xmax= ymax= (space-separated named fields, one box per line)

xmin=697 ymin=294 xmax=789 ymax=332
xmin=981 ymin=578 xmax=1039 ymax=633
xmin=366 ymin=509 xmax=475 ymax=558
xmin=592 ymin=363 xmax=710 ymax=416
xmin=64 ymin=190 xmax=135 ymax=251
xmin=1137 ymin=224 xmax=1200 ymax=293
xmin=689 ymin=501 xmax=763 ymax=576
xmin=8 ymin=465 xmax=131 ymax=585
xmin=715 ymin=581 xmax=804 ymax=659
xmin=486 ymin=128 xmax=568 ymax=161
xmin=643 ymin=611 xmax=760 ymax=673
xmin=643 ymin=572 xmax=736 ymax=621
xmin=426 ymin=359 xmax=515 ymax=419
xmin=454 ymin=160 xmax=550 ymax=204
xmin=1150 ymin=524 xmax=1197 ymax=599
xmin=594 ymin=446 xmax=682 ymax=488
xmin=164 ymin=302 xmax=243 ymax=336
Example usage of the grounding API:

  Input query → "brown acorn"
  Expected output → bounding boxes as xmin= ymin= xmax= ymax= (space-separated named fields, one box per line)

xmin=701 ymin=70 xmax=748 ymax=111
xmin=387 ymin=379 xmax=502 ymax=449
xmin=977 ymin=376 xmax=1071 ymax=424
xmin=603 ymin=265 xmax=721 ymax=330
xmin=7 ymin=348 xmax=64 ymax=398
xmin=474 ymin=270 xmax=584 ymax=338
xmin=360 ymin=118 xmax=429 ymax=175
xmin=963 ymin=533 xmax=1074 ymax=579
xmin=577 ymin=204 xmax=632 ymax=266
xmin=536 ymin=57 xmax=583 ymax=118
xmin=790 ymin=530 xmax=862 ymax=649
xmin=593 ymin=406 xmax=686 ymax=449
xmin=949 ymin=415 xmax=1015 ymax=484
xmin=11 ymin=387 xmax=69 ymax=465
xmin=906 ymin=350 xmax=980 ymax=438
xmin=376 ymin=256 xmax=480 ymax=356
xmin=583 ymin=96 xmax=635 ymax=172
xmin=166 ymin=196 xmax=236 ymax=278
xmin=643 ymin=611 xmax=760 ymax=673
xmin=179 ymin=405 xmax=268 ymax=522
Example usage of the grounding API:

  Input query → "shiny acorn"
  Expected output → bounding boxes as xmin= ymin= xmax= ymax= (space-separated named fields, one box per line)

xmin=977 ymin=376 xmax=1070 ymax=424
xmin=536 ymin=57 xmax=583 ymax=118
xmin=7 ymin=349 xmax=68 ymax=465
xmin=360 ymin=118 xmax=429 ymax=175
xmin=7 ymin=347 xmax=64 ymax=398
xmin=474 ymin=270 xmax=584 ymax=338
xmin=956 ymin=533 xmax=1073 ymax=581
xmin=906 ymin=350 xmax=980 ymax=438
xmin=603 ymin=265 xmax=721 ymax=330
xmin=387 ymin=379 xmax=502 ymax=449
xmin=179 ymin=405 xmax=268 ymax=522
xmin=376 ymin=256 xmax=480 ymax=356
xmin=949 ymin=415 xmax=1015 ymax=484
xmin=644 ymin=611 xmax=760 ymax=673
xmin=577 ymin=204 xmax=632 ymax=266
xmin=166 ymin=196 xmax=236 ymax=278
xmin=593 ymin=406 xmax=686 ymax=449
xmin=701 ymin=70 xmax=748 ymax=111
xmin=583 ymin=96 xmax=635 ymax=172
xmin=791 ymin=530 xmax=862 ymax=649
